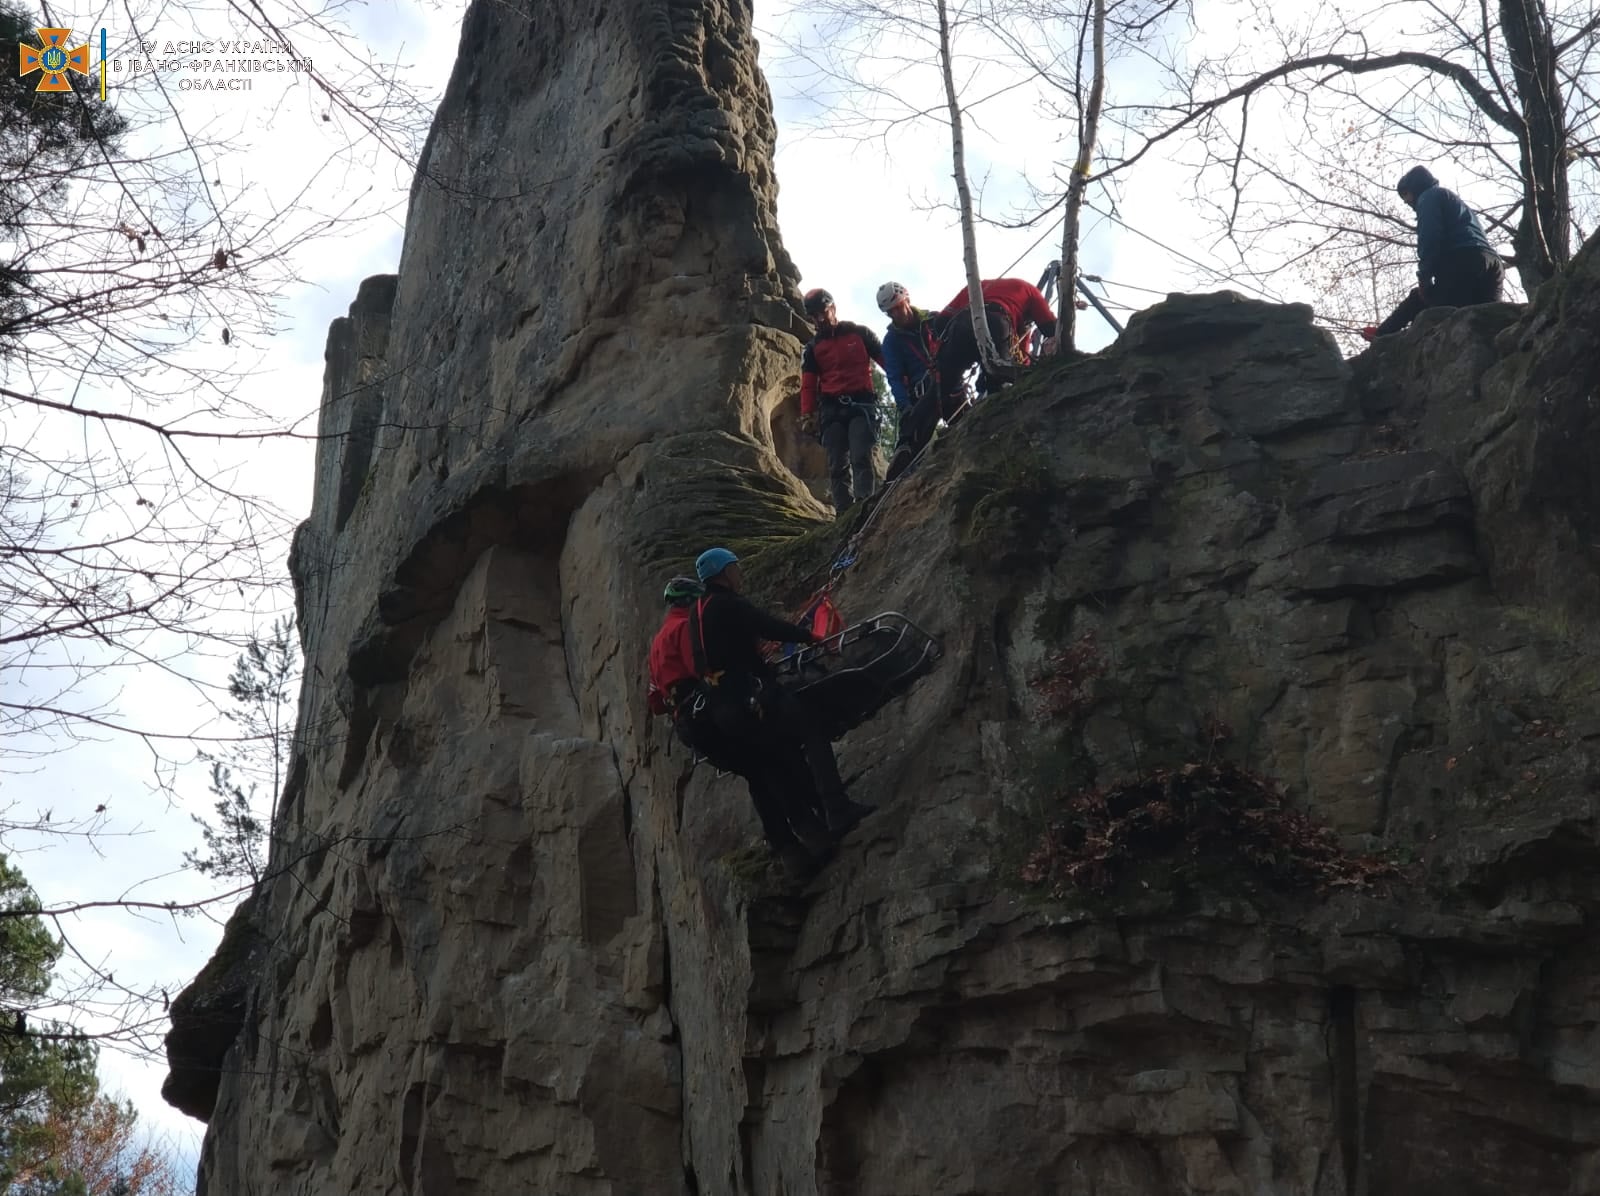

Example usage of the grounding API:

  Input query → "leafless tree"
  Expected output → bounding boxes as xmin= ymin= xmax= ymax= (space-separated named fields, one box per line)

xmin=975 ymin=0 xmax=1189 ymax=346
xmin=0 ymin=0 xmax=439 ymax=1087
xmin=1114 ymin=0 xmax=1599 ymax=300
xmin=1 ymin=0 xmax=436 ymax=766
xmin=774 ymin=0 xmax=1035 ymax=364
xmin=771 ymin=0 xmax=1186 ymax=350
xmin=1058 ymin=0 xmax=1107 ymax=351
xmin=934 ymin=0 xmax=1006 ymax=371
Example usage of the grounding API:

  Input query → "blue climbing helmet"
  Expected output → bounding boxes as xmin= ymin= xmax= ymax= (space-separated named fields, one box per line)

xmin=662 ymin=575 xmax=703 ymax=605
xmin=695 ymin=547 xmax=738 ymax=583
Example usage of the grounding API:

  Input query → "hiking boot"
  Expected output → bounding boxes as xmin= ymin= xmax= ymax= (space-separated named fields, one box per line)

xmin=824 ymin=796 xmax=877 ymax=838
xmin=884 ymin=446 xmax=914 ymax=483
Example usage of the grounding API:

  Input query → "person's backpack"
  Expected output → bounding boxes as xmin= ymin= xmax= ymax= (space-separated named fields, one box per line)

xmin=647 ymin=598 xmax=731 ymax=716
xmin=647 ymin=602 xmax=698 ymax=715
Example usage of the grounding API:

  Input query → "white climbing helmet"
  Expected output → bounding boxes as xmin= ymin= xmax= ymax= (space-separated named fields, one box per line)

xmin=876 ymin=281 xmax=910 ymax=313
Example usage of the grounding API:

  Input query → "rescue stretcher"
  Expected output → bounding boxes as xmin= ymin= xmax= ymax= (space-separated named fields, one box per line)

xmin=684 ymin=612 xmax=941 ymax=775
xmin=775 ymin=611 xmax=942 ymax=740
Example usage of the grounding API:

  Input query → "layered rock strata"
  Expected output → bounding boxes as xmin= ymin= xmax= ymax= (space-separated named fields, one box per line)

xmin=165 ymin=0 xmax=1600 ymax=1189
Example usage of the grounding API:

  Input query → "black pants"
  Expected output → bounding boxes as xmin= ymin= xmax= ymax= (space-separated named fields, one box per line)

xmin=673 ymin=683 xmax=843 ymax=850
xmin=1376 ymin=247 xmax=1505 ymax=335
xmin=890 ymin=304 xmax=1015 ymax=472
xmin=936 ymin=303 xmax=1018 ymax=403
xmin=819 ymin=395 xmax=878 ymax=511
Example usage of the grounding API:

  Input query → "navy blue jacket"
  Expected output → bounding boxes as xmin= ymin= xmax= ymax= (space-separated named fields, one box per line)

xmin=1412 ymin=182 xmax=1492 ymax=285
xmin=881 ymin=309 xmax=941 ymax=411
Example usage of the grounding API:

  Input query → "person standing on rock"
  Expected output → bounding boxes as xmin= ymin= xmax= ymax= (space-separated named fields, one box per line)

xmin=799 ymin=288 xmax=886 ymax=515
xmin=647 ymin=549 xmax=875 ymax=877
xmin=884 ymin=277 xmax=1059 ymax=483
xmin=1362 ymin=166 xmax=1505 ymax=341
xmin=877 ymin=281 xmax=943 ymax=413
xmin=877 ymin=280 xmax=949 ymax=485
xmin=936 ymin=277 xmax=1060 ymax=399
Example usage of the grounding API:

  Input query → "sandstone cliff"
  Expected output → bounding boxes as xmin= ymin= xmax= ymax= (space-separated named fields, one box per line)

xmin=164 ymin=0 xmax=1600 ymax=1191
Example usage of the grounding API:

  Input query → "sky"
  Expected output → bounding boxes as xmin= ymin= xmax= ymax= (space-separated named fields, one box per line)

xmin=2 ymin=0 xmax=1552 ymax=1175
xmin=4 ymin=0 xmax=463 ymax=1164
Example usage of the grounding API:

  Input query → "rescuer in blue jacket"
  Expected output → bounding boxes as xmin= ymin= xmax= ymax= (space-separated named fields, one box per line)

xmin=876 ymin=281 xmax=942 ymax=414
xmin=1364 ymin=165 xmax=1505 ymax=339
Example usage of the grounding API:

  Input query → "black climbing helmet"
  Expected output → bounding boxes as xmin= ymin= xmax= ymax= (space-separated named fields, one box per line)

xmin=662 ymin=575 xmax=703 ymax=606
xmin=803 ymin=288 xmax=835 ymax=317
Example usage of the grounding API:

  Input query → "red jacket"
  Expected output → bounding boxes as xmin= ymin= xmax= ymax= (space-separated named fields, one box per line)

xmin=940 ymin=278 xmax=1058 ymax=339
xmin=800 ymin=321 xmax=885 ymax=415
xmin=647 ymin=603 xmax=698 ymax=715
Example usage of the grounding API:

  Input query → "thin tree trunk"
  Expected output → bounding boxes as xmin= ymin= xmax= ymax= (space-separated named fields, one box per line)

xmin=1060 ymin=0 xmax=1107 ymax=352
xmin=935 ymin=0 xmax=1004 ymax=375
xmin=1499 ymin=0 xmax=1569 ymax=293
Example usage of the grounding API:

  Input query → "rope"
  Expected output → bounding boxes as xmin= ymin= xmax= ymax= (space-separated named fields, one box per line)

xmin=999 ymin=220 xmax=1061 ymax=280
xmin=1082 ymin=202 xmax=1292 ymax=307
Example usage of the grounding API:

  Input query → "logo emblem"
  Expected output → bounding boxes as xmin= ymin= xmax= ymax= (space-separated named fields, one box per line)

xmin=19 ymin=27 xmax=90 ymax=92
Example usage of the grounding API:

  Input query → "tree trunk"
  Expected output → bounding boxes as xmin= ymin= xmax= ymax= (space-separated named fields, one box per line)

xmin=935 ymin=0 xmax=1004 ymax=375
xmin=1060 ymin=0 xmax=1107 ymax=352
xmin=1499 ymin=0 xmax=1570 ymax=294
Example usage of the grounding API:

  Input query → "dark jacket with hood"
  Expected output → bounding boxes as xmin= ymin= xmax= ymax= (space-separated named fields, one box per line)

xmin=1396 ymin=166 xmax=1494 ymax=288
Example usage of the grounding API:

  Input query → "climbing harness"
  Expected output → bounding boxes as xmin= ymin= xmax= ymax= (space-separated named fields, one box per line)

xmin=817 ymin=392 xmax=885 ymax=434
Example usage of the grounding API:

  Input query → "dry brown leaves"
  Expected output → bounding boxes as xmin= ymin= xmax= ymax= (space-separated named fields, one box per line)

xmin=1020 ymin=762 xmax=1398 ymax=899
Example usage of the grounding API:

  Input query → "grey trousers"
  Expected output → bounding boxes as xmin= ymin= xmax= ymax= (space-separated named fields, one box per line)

xmin=821 ymin=403 xmax=877 ymax=510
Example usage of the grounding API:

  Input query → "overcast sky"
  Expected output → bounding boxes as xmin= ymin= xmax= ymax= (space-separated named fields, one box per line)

xmin=5 ymin=0 xmax=1524 ymax=1166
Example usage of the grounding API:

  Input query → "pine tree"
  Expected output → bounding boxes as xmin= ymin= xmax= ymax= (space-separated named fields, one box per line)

xmin=0 ymin=855 xmax=99 ymax=1188
xmin=184 ymin=617 xmax=300 ymax=885
xmin=0 ymin=4 xmax=127 ymax=349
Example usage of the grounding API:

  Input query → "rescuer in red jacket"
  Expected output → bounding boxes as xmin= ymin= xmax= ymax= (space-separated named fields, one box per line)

xmin=937 ymin=277 xmax=1059 ymax=396
xmin=646 ymin=552 xmax=875 ymax=878
xmin=799 ymin=288 xmax=886 ymax=514
xmin=884 ymin=278 xmax=1059 ymax=483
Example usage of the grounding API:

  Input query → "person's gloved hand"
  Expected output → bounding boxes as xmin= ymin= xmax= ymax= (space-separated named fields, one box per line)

xmin=1359 ymin=326 xmax=1379 ymax=343
xmin=799 ymin=412 xmax=819 ymax=437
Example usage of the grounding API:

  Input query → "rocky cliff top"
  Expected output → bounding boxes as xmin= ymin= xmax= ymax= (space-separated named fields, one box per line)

xmin=164 ymin=0 xmax=1600 ymax=1189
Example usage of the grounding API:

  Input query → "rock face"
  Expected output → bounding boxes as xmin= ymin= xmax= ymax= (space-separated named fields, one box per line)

xmin=166 ymin=0 xmax=1600 ymax=1190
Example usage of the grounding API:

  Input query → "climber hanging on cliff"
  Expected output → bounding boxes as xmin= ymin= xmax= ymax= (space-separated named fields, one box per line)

xmin=799 ymin=288 xmax=886 ymax=515
xmin=1361 ymin=166 xmax=1506 ymax=341
xmin=647 ymin=550 xmax=875 ymax=877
